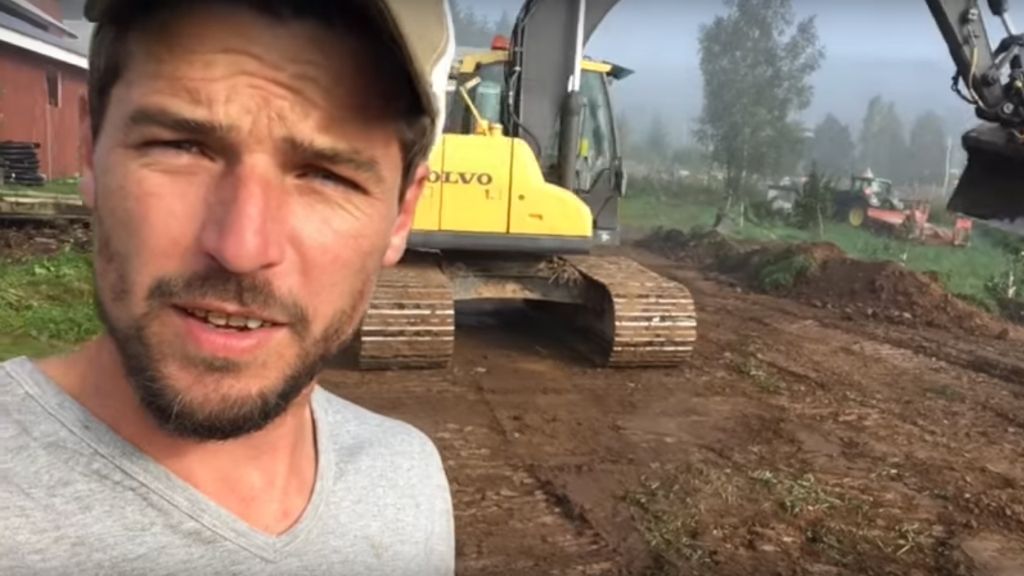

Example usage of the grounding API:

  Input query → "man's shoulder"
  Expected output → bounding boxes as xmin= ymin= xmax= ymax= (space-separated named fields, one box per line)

xmin=0 ymin=356 xmax=30 ymax=385
xmin=313 ymin=386 xmax=444 ymax=468
xmin=0 ymin=356 xmax=40 ymax=412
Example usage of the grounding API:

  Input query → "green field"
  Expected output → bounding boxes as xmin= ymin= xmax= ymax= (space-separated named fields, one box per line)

xmin=0 ymin=250 xmax=100 ymax=361
xmin=0 ymin=178 xmax=81 ymax=197
xmin=620 ymin=186 xmax=1015 ymax=313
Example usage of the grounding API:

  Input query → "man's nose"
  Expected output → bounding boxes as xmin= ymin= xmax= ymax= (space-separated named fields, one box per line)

xmin=200 ymin=157 xmax=288 ymax=274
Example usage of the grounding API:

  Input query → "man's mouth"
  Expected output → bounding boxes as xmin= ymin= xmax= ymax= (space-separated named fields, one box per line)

xmin=178 ymin=306 xmax=282 ymax=332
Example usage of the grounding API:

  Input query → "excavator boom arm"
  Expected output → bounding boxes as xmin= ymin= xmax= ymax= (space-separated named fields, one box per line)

xmin=923 ymin=0 xmax=1024 ymax=226
xmin=925 ymin=0 xmax=1023 ymax=120
xmin=504 ymin=0 xmax=621 ymax=177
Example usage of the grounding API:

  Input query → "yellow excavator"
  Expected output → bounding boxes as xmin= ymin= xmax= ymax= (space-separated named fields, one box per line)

xmin=355 ymin=0 xmax=699 ymax=370
xmin=356 ymin=0 xmax=1024 ymax=370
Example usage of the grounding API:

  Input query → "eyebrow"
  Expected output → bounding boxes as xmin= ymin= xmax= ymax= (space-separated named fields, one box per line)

xmin=127 ymin=108 xmax=233 ymax=141
xmin=284 ymin=137 xmax=384 ymax=186
xmin=126 ymin=107 xmax=385 ymax=185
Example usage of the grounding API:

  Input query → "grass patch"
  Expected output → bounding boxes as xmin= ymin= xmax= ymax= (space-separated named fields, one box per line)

xmin=733 ymin=357 xmax=785 ymax=393
xmin=624 ymin=466 xmax=720 ymax=571
xmin=750 ymin=470 xmax=844 ymax=516
xmin=756 ymin=253 xmax=816 ymax=292
xmin=622 ymin=191 xmax=1011 ymax=313
xmin=0 ymin=334 xmax=67 ymax=360
xmin=621 ymin=190 xmax=718 ymax=233
xmin=0 ymin=249 xmax=100 ymax=360
xmin=0 ymin=178 xmax=81 ymax=197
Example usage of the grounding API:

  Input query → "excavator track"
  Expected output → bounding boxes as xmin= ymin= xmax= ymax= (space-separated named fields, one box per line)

xmin=566 ymin=255 xmax=697 ymax=367
xmin=357 ymin=259 xmax=455 ymax=370
xmin=356 ymin=254 xmax=696 ymax=370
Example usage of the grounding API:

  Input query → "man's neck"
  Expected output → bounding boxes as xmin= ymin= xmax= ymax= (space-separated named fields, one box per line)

xmin=35 ymin=336 xmax=319 ymax=536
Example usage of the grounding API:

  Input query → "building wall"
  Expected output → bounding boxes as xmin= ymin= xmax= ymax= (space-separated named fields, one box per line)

xmin=0 ymin=41 xmax=87 ymax=179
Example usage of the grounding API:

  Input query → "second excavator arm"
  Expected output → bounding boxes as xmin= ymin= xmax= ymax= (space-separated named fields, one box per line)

xmin=926 ymin=0 xmax=1024 ymax=227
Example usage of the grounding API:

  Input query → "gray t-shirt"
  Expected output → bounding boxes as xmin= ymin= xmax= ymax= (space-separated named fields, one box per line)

xmin=0 ymin=356 xmax=455 ymax=576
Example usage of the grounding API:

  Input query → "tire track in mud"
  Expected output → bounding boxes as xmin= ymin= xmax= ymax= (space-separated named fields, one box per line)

xmin=319 ymin=357 xmax=620 ymax=576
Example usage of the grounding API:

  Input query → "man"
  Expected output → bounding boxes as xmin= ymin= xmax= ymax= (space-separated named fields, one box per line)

xmin=0 ymin=0 xmax=456 ymax=574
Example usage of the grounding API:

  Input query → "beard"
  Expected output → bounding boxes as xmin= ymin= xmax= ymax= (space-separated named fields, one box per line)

xmin=91 ymin=214 xmax=372 ymax=442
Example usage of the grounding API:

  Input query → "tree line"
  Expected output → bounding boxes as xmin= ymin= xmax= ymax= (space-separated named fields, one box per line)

xmin=622 ymin=0 xmax=956 ymax=200
xmin=811 ymin=100 xmax=952 ymax=188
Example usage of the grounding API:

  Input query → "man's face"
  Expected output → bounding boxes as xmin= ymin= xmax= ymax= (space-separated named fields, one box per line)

xmin=80 ymin=4 xmax=426 ymax=440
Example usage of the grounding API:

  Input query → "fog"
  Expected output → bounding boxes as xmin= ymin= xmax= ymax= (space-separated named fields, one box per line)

xmin=472 ymin=0 xmax=1002 ymax=147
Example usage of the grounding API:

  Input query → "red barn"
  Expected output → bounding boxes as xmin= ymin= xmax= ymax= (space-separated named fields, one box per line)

xmin=0 ymin=0 xmax=88 ymax=180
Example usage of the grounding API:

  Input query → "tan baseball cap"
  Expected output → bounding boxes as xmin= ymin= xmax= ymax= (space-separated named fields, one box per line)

xmin=83 ymin=0 xmax=456 ymax=142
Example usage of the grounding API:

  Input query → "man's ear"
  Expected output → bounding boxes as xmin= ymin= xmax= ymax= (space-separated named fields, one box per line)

xmin=78 ymin=96 xmax=97 ymax=210
xmin=382 ymin=162 xmax=429 ymax=268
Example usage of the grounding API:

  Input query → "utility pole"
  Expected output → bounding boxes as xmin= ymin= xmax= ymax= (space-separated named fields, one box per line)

xmin=942 ymin=136 xmax=953 ymax=199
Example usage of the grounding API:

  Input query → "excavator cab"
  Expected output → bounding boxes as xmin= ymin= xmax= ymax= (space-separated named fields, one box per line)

xmin=408 ymin=43 xmax=599 ymax=254
xmin=443 ymin=44 xmax=629 ymax=204
xmin=409 ymin=42 xmax=630 ymax=252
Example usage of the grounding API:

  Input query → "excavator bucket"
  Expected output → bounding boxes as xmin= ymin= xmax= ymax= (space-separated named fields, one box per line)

xmin=947 ymin=126 xmax=1024 ymax=229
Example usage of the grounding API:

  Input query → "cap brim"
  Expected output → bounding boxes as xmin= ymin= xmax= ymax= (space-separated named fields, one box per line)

xmin=83 ymin=0 xmax=454 ymax=140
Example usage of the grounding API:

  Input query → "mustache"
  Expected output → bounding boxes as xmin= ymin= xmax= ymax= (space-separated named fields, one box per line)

xmin=146 ymin=268 xmax=311 ymax=337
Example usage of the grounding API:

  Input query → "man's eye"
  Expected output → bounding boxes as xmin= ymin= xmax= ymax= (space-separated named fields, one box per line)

xmin=298 ymin=168 xmax=365 ymax=194
xmin=142 ymin=140 xmax=208 ymax=156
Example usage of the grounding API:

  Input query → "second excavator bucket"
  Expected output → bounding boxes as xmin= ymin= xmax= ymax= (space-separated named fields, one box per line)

xmin=947 ymin=124 xmax=1024 ymax=230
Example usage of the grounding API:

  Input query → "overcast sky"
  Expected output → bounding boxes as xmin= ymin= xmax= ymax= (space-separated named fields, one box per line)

xmin=469 ymin=0 xmax=1008 ymax=143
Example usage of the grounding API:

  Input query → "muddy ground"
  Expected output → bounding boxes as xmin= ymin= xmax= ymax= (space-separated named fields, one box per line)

xmin=323 ymin=245 xmax=1024 ymax=576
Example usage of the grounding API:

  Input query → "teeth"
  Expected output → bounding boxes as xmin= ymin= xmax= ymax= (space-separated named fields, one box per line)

xmin=184 ymin=307 xmax=270 ymax=330
xmin=206 ymin=312 xmax=228 ymax=326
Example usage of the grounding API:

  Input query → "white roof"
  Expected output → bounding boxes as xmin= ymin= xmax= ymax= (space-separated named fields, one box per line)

xmin=0 ymin=0 xmax=77 ymax=36
xmin=0 ymin=0 xmax=87 ymax=69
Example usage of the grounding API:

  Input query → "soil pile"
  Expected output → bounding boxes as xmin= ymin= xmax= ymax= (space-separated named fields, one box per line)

xmin=793 ymin=255 xmax=1002 ymax=337
xmin=638 ymin=227 xmax=1004 ymax=337
xmin=637 ymin=227 xmax=744 ymax=266
xmin=0 ymin=221 xmax=91 ymax=260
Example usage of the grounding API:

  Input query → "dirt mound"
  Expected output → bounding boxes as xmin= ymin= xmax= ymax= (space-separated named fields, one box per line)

xmin=636 ymin=227 xmax=1005 ymax=338
xmin=794 ymin=257 xmax=1002 ymax=337
xmin=0 ymin=221 xmax=91 ymax=260
xmin=715 ymin=242 xmax=844 ymax=286
xmin=637 ymin=227 xmax=744 ymax=265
